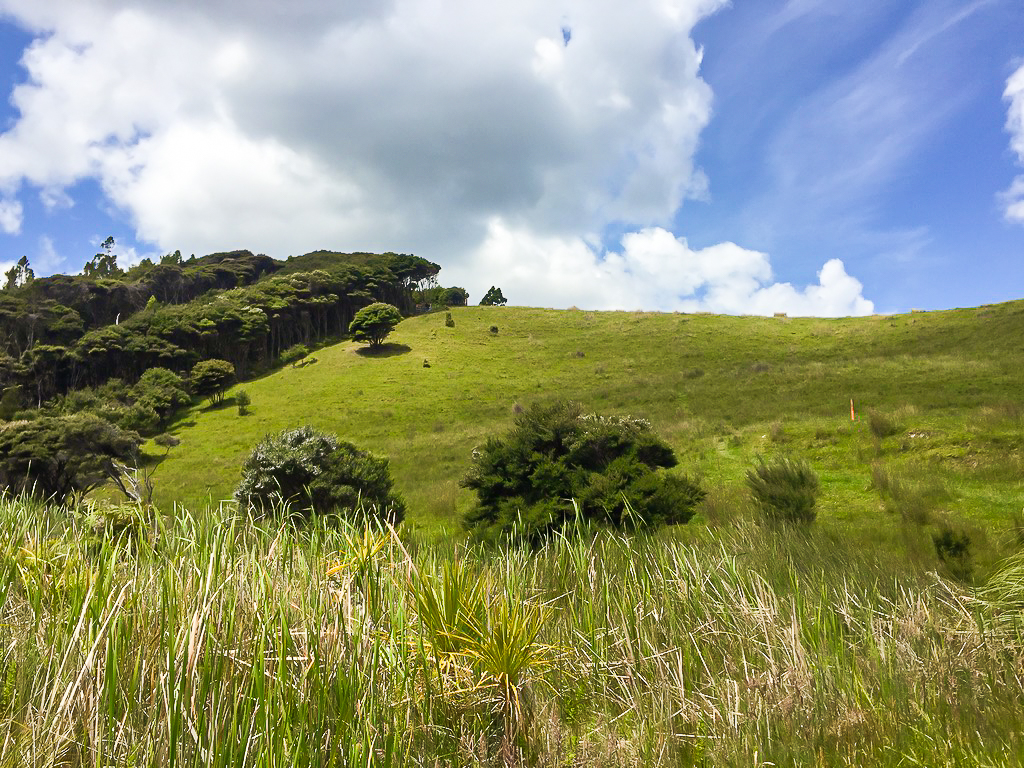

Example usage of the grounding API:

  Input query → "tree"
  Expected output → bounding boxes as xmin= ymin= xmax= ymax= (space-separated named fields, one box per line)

xmin=0 ymin=414 xmax=142 ymax=503
xmin=462 ymin=401 xmax=704 ymax=542
xmin=348 ymin=302 xmax=402 ymax=347
xmin=3 ymin=256 xmax=34 ymax=291
xmin=134 ymin=367 xmax=190 ymax=421
xmin=83 ymin=236 xmax=124 ymax=279
xmin=190 ymin=359 xmax=236 ymax=405
xmin=480 ymin=286 xmax=507 ymax=306
xmin=234 ymin=425 xmax=405 ymax=521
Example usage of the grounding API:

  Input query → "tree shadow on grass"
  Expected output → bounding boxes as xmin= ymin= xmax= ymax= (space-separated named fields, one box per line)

xmin=355 ymin=343 xmax=412 ymax=358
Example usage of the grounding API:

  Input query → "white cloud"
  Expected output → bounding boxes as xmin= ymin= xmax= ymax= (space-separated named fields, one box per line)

xmin=1002 ymin=63 xmax=1024 ymax=223
xmin=0 ymin=0 xmax=876 ymax=315
xmin=450 ymin=220 xmax=873 ymax=316
xmin=0 ymin=198 xmax=22 ymax=234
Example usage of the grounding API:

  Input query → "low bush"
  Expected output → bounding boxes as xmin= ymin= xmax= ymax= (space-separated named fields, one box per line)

xmin=746 ymin=456 xmax=820 ymax=525
xmin=462 ymin=401 xmax=704 ymax=542
xmin=234 ymin=425 xmax=405 ymax=522
xmin=933 ymin=523 xmax=974 ymax=583
xmin=280 ymin=343 xmax=310 ymax=365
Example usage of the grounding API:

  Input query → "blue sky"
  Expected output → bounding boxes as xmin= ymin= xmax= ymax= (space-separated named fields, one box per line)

xmin=0 ymin=0 xmax=1022 ymax=315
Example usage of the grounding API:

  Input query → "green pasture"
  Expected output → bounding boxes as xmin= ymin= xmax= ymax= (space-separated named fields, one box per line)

xmin=152 ymin=302 xmax=1024 ymax=551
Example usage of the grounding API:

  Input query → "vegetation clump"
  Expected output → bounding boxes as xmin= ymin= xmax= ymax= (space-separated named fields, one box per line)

xmin=462 ymin=401 xmax=704 ymax=541
xmin=234 ymin=425 xmax=405 ymax=522
xmin=480 ymin=286 xmax=507 ymax=306
xmin=235 ymin=389 xmax=251 ymax=415
xmin=0 ymin=414 xmax=141 ymax=502
xmin=746 ymin=456 xmax=820 ymax=525
xmin=190 ymin=359 xmax=236 ymax=405
xmin=349 ymin=302 xmax=403 ymax=347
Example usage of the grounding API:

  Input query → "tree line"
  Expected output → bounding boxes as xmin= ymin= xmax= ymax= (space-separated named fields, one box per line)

xmin=0 ymin=248 xmax=441 ymax=407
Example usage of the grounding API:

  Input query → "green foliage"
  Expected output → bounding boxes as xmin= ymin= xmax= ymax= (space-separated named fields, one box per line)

xmin=280 ymin=343 xmax=310 ymax=365
xmin=419 ymin=285 xmax=469 ymax=307
xmin=480 ymin=286 xmax=507 ymax=306
xmin=462 ymin=401 xmax=703 ymax=541
xmin=153 ymin=432 xmax=181 ymax=455
xmin=349 ymin=302 xmax=403 ymax=347
xmin=445 ymin=312 xmax=455 ymax=328
xmin=0 ymin=414 xmax=142 ymax=502
xmin=235 ymin=389 xmax=251 ymax=415
xmin=746 ymin=456 xmax=820 ymax=525
xmin=190 ymin=359 xmax=236 ymax=404
xmin=2 ymin=256 xmax=34 ymax=291
xmin=234 ymin=425 xmax=405 ymax=522
xmin=82 ymin=236 xmax=124 ymax=278
xmin=0 ymin=385 xmax=22 ymax=421
xmin=933 ymin=524 xmax=974 ymax=582
xmin=134 ymin=367 xmax=189 ymax=420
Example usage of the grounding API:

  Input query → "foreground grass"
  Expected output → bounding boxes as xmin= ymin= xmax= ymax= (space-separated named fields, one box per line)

xmin=150 ymin=303 xmax=1024 ymax=547
xmin=2 ymin=495 xmax=1023 ymax=766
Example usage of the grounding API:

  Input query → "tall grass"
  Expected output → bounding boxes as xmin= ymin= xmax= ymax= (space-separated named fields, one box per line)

xmin=1 ymin=495 xmax=1022 ymax=766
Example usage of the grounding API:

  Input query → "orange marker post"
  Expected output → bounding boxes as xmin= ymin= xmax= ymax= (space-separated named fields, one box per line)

xmin=850 ymin=398 xmax=855 ymax=422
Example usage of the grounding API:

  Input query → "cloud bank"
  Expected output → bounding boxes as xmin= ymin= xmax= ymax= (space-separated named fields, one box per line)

xmin=0 ymin=0 xmax=873 ymax=315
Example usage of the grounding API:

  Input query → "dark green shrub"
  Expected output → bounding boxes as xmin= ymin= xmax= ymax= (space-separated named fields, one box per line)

xmin=933 ymin=524 xmax=974 ymax=583
xmin=134 ymin=367 xmax=189 ymax=421
xmin=236 ymin=390 xmax=251 ymax=415
xmin=462 ymin=401 xmax=703 ymax=542
xmin=489 ymin=325 xmax=499 ymax=335
xmin=190 ymin=359 xmax=236 ymax=405
xmin=349 ymin=302 xmax=402 ymax=347
xmin=480 ymin=286 xmax=507 ymax=306
xmin=445 ymin=312 xmax=455 ymax=328
xmin=746 ymin=456 xmax=820 ymax=525
xmin=234 ymin=426 xmax=405 ymax=522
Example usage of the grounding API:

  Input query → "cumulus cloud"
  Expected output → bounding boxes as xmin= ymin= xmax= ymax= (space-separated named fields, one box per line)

xmin=0 ymin=199 xmax=22 ymax=234
xmin=450 ymin=221 xmax=873 ymax=316
xmin=1002 ymin=62 xmax=1024 ymax=223
xmin=0 ymin=0 xmax=874 ymax=315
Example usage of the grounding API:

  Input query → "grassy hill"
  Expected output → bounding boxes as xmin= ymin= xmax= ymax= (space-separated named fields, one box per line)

xmin=8 ymin=300 xmax=1024 ymax=766
xmin=153 ymin=302 xmax=1024 ymax=553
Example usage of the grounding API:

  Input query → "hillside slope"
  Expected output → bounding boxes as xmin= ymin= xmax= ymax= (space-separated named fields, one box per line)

xmin=152 ymin=302 xmax=1024 ymax=541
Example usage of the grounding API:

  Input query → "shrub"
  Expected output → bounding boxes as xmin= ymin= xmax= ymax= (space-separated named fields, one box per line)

xmin=236 ymin=390 xmax=251 ymax=415
xmin=489 ymin=325 xmax=499 ymax=335
xmin=746 ymin=456 xmax=820 ymax=525
xmin=190 ymin=359 xmax=236 ymax=405
xmin=462 ymin=401 xmax=704 ymax=542
xmin=134 ymin=367 xmax=189 ymax=421
xmin=280 ymin=344 xmax=309 ymax=365
xmin=445 ymin=312 xmax=455 ymax=328
xmin=349 ymin=302 xmax=402 ymax=347
xmin=234 ymin=426 xmax=405 ymax=522
xmin=933 ymin=524 xmax=974 ymax=583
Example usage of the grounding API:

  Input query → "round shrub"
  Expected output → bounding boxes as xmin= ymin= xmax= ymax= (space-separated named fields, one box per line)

xmin=234 ymin=426 xmax=405 ymax=522
xmin=349 ymin=302 xmax=402 ymax=347
xmin=745 ymin=456 xmax=820 ymax=525
xmin=461 ymin=401 xmax=703 ymax=542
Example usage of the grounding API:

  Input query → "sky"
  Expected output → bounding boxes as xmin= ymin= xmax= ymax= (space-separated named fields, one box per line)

xmin=0 ymin=0 xmax=1022 ymax=316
